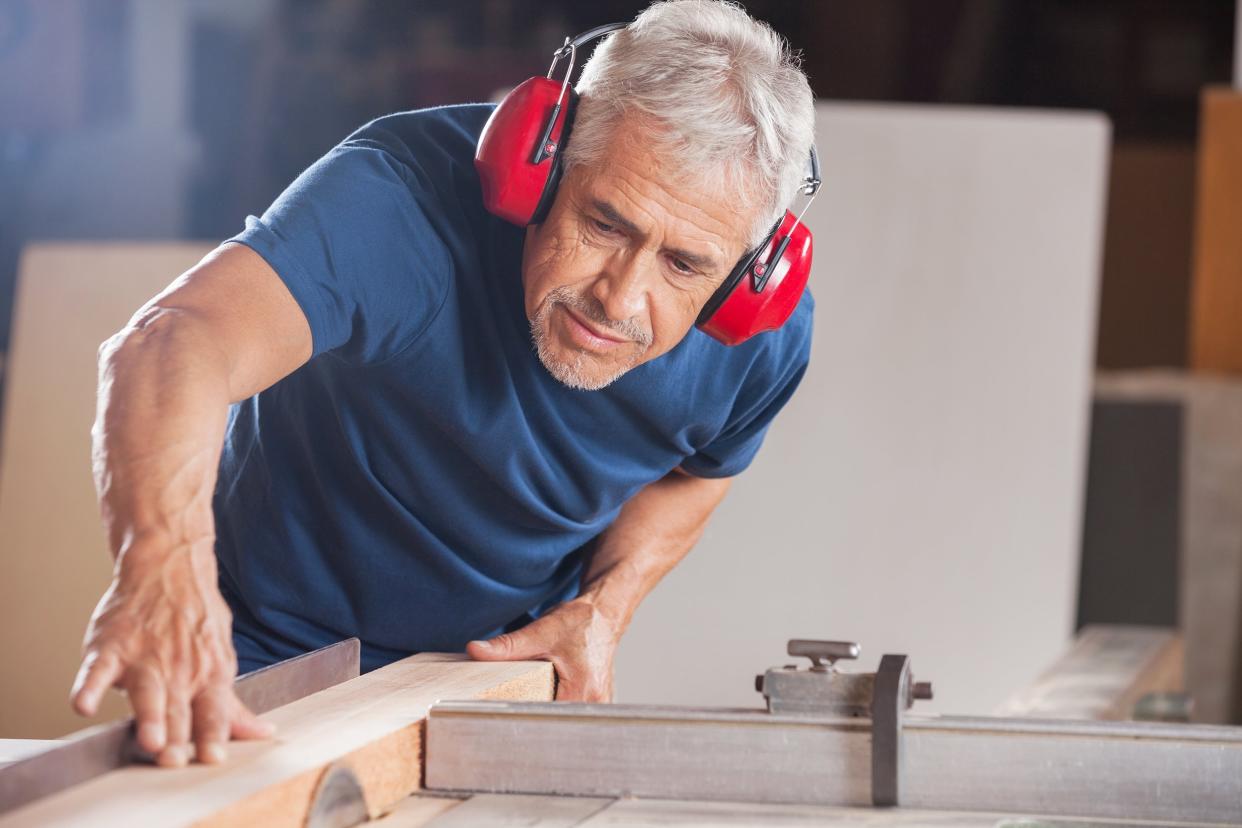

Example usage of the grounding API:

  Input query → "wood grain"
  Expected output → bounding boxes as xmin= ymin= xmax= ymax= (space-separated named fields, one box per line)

xmin=1190 ymin=88 xmax=1242 ymax=374
xmin=0 ymin=654 xmax=553 ymax=828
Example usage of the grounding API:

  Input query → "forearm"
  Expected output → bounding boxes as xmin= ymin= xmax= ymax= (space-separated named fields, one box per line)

xmin=577 ymin=470 xmax=732 ymax=634
xmin=93 ymin=304 xmax=234 ymax=565
xmin=74 ymin=246 xmax=306 ymax=763
xmin=468 ymin=469 xmax=733 ymax=699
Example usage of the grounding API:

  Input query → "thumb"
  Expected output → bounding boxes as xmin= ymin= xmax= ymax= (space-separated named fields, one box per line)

xmin=467 ymin=627 xmax=547 ymax=662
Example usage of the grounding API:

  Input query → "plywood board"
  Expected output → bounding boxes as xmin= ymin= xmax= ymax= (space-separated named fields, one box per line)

xmin=1095 ymin=370 xmax=1242 ymax=724
xmin=617 ymin=102 xmax=1110 ymax=715
xmin=0 ymin=654 xmax=553 ymax=827
xmin=1190 ymin=89 xmax=1242 ymax=374
xmin=995 ymin=625 xmax=1182 ymax=720
xmin=0 ymin=243 xmax=214 ymax=739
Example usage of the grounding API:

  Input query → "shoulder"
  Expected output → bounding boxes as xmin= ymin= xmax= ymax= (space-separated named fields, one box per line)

xmin=305 ymin=104 xmax=504 ymax=255
xmin=338 ymin=104 xmax=497 ymax=178
xmin=721 ymin=287 xmax=815 ymax=381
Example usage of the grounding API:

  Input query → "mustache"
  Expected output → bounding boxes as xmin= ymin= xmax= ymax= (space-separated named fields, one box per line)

xmin=545 ymin=286 xmax=653 ymax=346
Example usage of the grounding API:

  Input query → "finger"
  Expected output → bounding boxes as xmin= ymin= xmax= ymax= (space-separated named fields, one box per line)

xmin=228 ymin=694 xmax=276 ymax=741
xmin=467 ymin=626 xmax=548 ymax=662
xmin=124 ymin=665 xmax=167 ymax=754
xmin=157 ymin=688 xmax=192 ymax=768
xmin=192 ymin=685 xmax=232 ymax=764
xmin=70 ymin=649 xmax=123 ymax=716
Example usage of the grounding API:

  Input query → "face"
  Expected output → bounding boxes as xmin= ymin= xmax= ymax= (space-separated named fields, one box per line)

xmin=521 ymin=114 xmax=758 ymax=390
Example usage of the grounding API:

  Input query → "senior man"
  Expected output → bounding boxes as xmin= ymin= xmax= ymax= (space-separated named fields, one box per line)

xmin=70 ymin=0 xmax=816 ymax=769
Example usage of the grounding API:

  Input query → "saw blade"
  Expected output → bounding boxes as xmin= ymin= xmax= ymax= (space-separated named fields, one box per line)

xmin=0 ymin=637 xmax=361 ymax=815
xmin=305 ymin=762 xmax=369 ymax=828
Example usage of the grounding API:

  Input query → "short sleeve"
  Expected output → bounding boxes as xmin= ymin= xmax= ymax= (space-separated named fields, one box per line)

xmin=680 ymin=298 xmax=814 ymax=479
xmin=228 ymin=141 xmax=452 ymax=363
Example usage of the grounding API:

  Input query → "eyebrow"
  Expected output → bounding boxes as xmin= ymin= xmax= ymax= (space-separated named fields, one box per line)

xmin=589 ymin=198 xmax=720 ymax=273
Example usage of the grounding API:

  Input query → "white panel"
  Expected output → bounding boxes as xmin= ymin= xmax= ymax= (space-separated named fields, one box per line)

xmin=615 ymin=102 xmax=1110 ymax=715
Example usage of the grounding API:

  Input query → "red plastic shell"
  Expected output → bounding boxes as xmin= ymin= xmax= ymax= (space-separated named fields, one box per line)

xmin=475 ymin=77 xmax=573 ymax=226
xmin=697 ymin=210 xmax=813 ymax=346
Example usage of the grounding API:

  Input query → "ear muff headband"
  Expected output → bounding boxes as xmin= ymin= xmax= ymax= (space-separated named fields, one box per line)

xmin=476 ymin=23 xmax=819 ymax=346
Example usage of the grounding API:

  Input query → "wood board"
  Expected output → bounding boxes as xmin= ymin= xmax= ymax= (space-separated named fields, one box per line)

xmin=1094 ymin=370 xmax=1242 ymax=724
xmin=1190 ymin=88 xmax=1242 ymax=374
xmin=616 ymin=102 xmax=1110 ymax=716
xmin=994 ymin=624 xmax=1183 ymax=720
xmin=0 ymin=654 xmax=553 ymax=828
xmin=0 ymin=243 xmax=214 ymax=739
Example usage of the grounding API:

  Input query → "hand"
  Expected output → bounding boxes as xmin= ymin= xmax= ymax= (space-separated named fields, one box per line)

xmin=69 ymin=539 xmax=273 ymax=767
xmin=467 ymin=599 xmax=620 ymax=701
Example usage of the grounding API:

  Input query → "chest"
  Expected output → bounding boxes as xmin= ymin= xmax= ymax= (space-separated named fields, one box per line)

xmin=333 ymin=292 xmax=720 ymax=529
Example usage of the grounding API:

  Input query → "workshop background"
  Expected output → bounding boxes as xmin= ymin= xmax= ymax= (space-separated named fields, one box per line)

xmin=1 ymin=0 xmax=1241 ymax=739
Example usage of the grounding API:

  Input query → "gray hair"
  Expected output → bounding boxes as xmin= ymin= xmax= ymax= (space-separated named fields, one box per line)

xmin=564 ymin=0 xmax=815 ymax=250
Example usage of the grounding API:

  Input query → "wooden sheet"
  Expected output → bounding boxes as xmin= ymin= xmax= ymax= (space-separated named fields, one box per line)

xmin=0 ymin=243 xmax=214 ymax=738
xmin=994 ymin=624 xmax=1183 ymax=720
xmin=0 ymin=654 xmax=553 ymax=828
xmin=1190 ymin=89 xmax=1242 ymax=374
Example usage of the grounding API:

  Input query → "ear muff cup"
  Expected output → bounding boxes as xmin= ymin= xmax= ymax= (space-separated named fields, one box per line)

xmin=475 ymin=77 xmax=577 ymax=227
xmin=696 ymin=219 xmax=782 ymax=326
xmin=696 ymin=210 xmax=813 ymax=346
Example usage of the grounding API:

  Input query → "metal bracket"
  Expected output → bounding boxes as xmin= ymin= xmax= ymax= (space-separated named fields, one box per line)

xmin=871 ymin=654 xmax=909 ymax=807
xmin=757 ymin=639 xmax=869 ymax=717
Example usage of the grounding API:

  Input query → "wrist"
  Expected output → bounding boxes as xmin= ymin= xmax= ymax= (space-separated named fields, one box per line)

xmin=575 ymin=570 xmax=641 ymax=638
xmin=114 ymin=522 xmax=216 ymax=572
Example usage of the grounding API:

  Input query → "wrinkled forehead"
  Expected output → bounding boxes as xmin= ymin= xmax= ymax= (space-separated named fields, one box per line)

xmin=572 ymin=117 xmax=761 ymax=259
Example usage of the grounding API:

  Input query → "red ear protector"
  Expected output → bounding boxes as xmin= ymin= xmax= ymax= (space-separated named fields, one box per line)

xmin=476 ymin=23 xmax=820 ymax=346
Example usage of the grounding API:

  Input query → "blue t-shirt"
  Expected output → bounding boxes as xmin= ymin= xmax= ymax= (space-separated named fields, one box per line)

xmin=218 ymin=105 xmax=813 ymax=673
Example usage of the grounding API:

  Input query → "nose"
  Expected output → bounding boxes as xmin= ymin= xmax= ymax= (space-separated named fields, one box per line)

xmin=592 ymin=248 xmax=649 ymax=324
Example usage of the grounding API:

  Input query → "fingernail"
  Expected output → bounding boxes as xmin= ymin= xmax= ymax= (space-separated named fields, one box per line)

xmin=469 ymin=639 xmax=490 ymax=650
xmin=200 ymin=743 xmax=226 ymax=764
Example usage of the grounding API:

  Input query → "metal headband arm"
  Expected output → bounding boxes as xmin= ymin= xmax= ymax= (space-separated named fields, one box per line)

xmin=532 ymin=23 xmax=628 ymax=165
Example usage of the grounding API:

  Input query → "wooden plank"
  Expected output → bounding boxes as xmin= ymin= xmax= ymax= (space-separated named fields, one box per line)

xmin=0 ymin=741 xmax=61 ymax=768
xmin=994 ymin=625 xmax=1183 ymax=720
xmin=1190 ymin=88 xmax=1242 ymax=374
xmin=0 ymin=654 xmax=553 ymax=828
xmin=0 ymin=243 xmax=214 ymax=739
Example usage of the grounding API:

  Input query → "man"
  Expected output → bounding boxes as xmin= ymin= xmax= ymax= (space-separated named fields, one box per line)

xmin=70 ymin=0 xmax=816 ymax=770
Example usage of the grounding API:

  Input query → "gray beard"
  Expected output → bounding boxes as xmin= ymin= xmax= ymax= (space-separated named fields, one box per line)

xmin=529 ymin=292 xmax=648 ymax=391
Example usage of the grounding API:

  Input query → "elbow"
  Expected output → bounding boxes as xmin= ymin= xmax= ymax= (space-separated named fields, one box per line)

xmin=98 ymin=305 xmax=190 ymax=369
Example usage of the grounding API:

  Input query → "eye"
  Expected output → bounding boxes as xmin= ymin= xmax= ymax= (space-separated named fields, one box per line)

xmin=591 ymin=218 xmax=617 ymax=235
xmin=669 ymin=256 xmax=695 ymax=275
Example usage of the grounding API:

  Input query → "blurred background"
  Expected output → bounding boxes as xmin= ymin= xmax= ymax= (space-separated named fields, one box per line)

xmin=2 ymin=0 xmax=1242 ymax=740
xmin=0 ymin=0 xmax=1235 ymax=372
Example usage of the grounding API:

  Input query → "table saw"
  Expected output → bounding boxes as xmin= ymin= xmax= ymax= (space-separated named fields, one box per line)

xmin=0 ymin=626 xmax=1238 ymax=827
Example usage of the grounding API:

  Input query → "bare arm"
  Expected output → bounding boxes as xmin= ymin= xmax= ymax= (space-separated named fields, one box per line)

xmin=468 ymin=468 xmax=733 ymax=700
xmin=71 ymin=243 xmax=311 ymax=767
